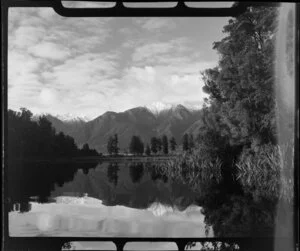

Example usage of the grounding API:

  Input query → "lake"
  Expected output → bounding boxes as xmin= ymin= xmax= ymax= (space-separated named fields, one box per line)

xmin=8 ymin=159 xmax=291 ymax=238
xmin=8 ymin=160 xmax=212 ymax=237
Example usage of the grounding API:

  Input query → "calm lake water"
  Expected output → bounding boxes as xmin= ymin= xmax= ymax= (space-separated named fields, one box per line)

xmin=8 ymin=161 xmax=211 ymax=237
xmin=8 ymin=159 xmax=291 ymax=238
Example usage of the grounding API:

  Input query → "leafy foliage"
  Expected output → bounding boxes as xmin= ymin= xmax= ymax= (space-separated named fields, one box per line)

xmin=196 ymin=6 xmax=282 ymax=187
xmin=201 ymin=6 xmax=278 ymax=149
xmin=191 ymin=5 xmax=292 ymax=238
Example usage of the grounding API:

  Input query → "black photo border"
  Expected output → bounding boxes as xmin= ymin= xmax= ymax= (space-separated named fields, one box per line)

xmin=1 ymin=1 xmax=299 ymax=250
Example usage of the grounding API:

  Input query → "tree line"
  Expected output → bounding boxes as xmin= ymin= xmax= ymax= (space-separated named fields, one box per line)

xmin=8 ymin=108 xmax=197 ymax=158
xmin=106 ymin=133 xmax=196 ymax=156
xmin=8 ymin=108 xmax=99 ymax=159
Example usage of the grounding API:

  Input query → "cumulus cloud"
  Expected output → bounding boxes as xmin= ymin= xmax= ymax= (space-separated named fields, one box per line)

xmin=9 ymin=26 xmax=46 ymax=50
xmin=131 ymin=38 xmax=190 ymax=64
xmin=8 ymin=9 xmax=227 ymax=119
xmin=117 ymin=65 xmax=210 ymax=111
xmin=28 ymin=42 xmax=70 ymax=61
xmin=42 ymin=53 xmax=119 ymax=89
xmin=137 ymin=18 xmax=176 ymax=31
xmin=39 ymin=88 xmax=59 ymax=106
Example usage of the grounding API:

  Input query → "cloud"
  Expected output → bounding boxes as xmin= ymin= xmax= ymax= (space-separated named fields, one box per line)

xmin=8 ymin=50 xmax=45 ymax=113
xmin=137 ymin=18 xmax=176 ymax=31
xmin=8 ymin=8 xmax=116 ymax=118
xmin=30 ymin=52 xmax=121 ymax=118
xmin=9 ymin=8 xmax=111 ymax=52
xmin=9 ymin=26 xmax=46 ymax=50
xmin=8 ymin=10 xmax=225 ymax=119
xmin=28 ymin=42 xmax=70 ymax=61
xmin=117 ymin=64 xmax=209 ymax=110
xmin=42 ymin=53 xmax=119 ymax=89
xmin=39 ymin=88 xmax=59 ymax=106
xmin=131 ymin=37 xmax=190 ymax=63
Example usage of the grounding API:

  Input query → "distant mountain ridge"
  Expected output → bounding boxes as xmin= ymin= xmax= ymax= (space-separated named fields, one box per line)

xmin=34 ymin=113 xmax=90 ymax=123
xmin=36 ymin=104 xmax=204 ymax=153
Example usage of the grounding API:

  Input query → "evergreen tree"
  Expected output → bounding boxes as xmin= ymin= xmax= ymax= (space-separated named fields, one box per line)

xmin=162 ymin=135 xmax=169 ymax=154
xmin=7 ymin=108 xmax=98 ymax=158
xmin=81 ymin=143 xmax=90 ymax=155
xmin=140 ymin=140 xmax=145 ymax=155
xmin=129 ymin=136 xmax=137 ymax=154
xmin=129 ymin=135 xmax=144 ymax=155
xmin=198 ymin=5 xmax=279 ymax=170
xmin=38 ymin=116 xmax=56 ymax=156
xmin=107 ymin=134 xmax=119 ymax=155
xmin=157 ymin=138 xmax=162 ymax=153
xmin=80 ymin=143 xmax=98 ymax=156
xmin=182 ymin=133 xmax=189 ymax=151
xmin=107 ymin=136 xmax=114 ymax=155
xmin=169 ymin=137 xmax=177 ymax=151
xmin=112 ymin=134 xmax=119 ymax=155
xmin=82 ymin=143 xmax=90 ymax=151
xmin=150 ymin=137 xmax=158 ymax=154
xmin=145 ymin=144 xmax=151 ymax=156
xmin=201 ymin=6 xmax=278 ymax=148
xmin=20 ymin=107 xmax=33 ymax=121
xmin=189 ymin=134 xmax=195 ymax=151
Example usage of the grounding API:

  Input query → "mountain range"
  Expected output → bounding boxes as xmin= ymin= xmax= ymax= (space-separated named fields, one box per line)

xmin=36 ymin=104 xmax=204 ymax=153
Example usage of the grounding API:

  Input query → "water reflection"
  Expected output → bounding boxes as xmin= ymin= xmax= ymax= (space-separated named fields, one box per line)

xmin=49 ymin=162 xmax=198 ymax=210
xmin=129 ymin=163 xmax=144 ymax=183
xmin=107 ymin=162 xmax=120 ymax=186
xmin=8 ymin=160 xmax=287 ymax=238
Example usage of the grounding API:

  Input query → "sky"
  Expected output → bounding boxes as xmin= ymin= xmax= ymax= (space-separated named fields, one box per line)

xmin=8 ymin=4 xmax=231 ymax=120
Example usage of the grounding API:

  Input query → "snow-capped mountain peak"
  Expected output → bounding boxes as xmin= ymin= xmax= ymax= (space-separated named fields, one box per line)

xmin=145 ymin=102 xmax=173 ymax=115
xmin=145 ymin=102 xmax=202 ymax=116
xmin=184 ymin=103 xmax=204 ymax=111
xmin=56 ymin=113 xmax=90 ymax=122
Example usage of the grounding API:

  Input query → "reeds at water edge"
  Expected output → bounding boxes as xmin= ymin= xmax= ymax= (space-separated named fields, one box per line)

xmin=153 ymin=150 xmax=223 ymax=192
xmin=152 ymin=142 xmax=294 ymax=203
xmin=236 ymin=143 xmax=294 ymax=203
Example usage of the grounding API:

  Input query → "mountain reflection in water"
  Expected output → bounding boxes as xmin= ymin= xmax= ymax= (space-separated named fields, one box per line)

xmin=8 ymin=160 xmax=287 ymax=238
xmin=10 ymin=197 xmax=209 ymax=237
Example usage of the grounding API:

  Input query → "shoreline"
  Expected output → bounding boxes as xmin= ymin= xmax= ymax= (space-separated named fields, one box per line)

xmin=20 ymin=155 xmax=178 ymax=163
